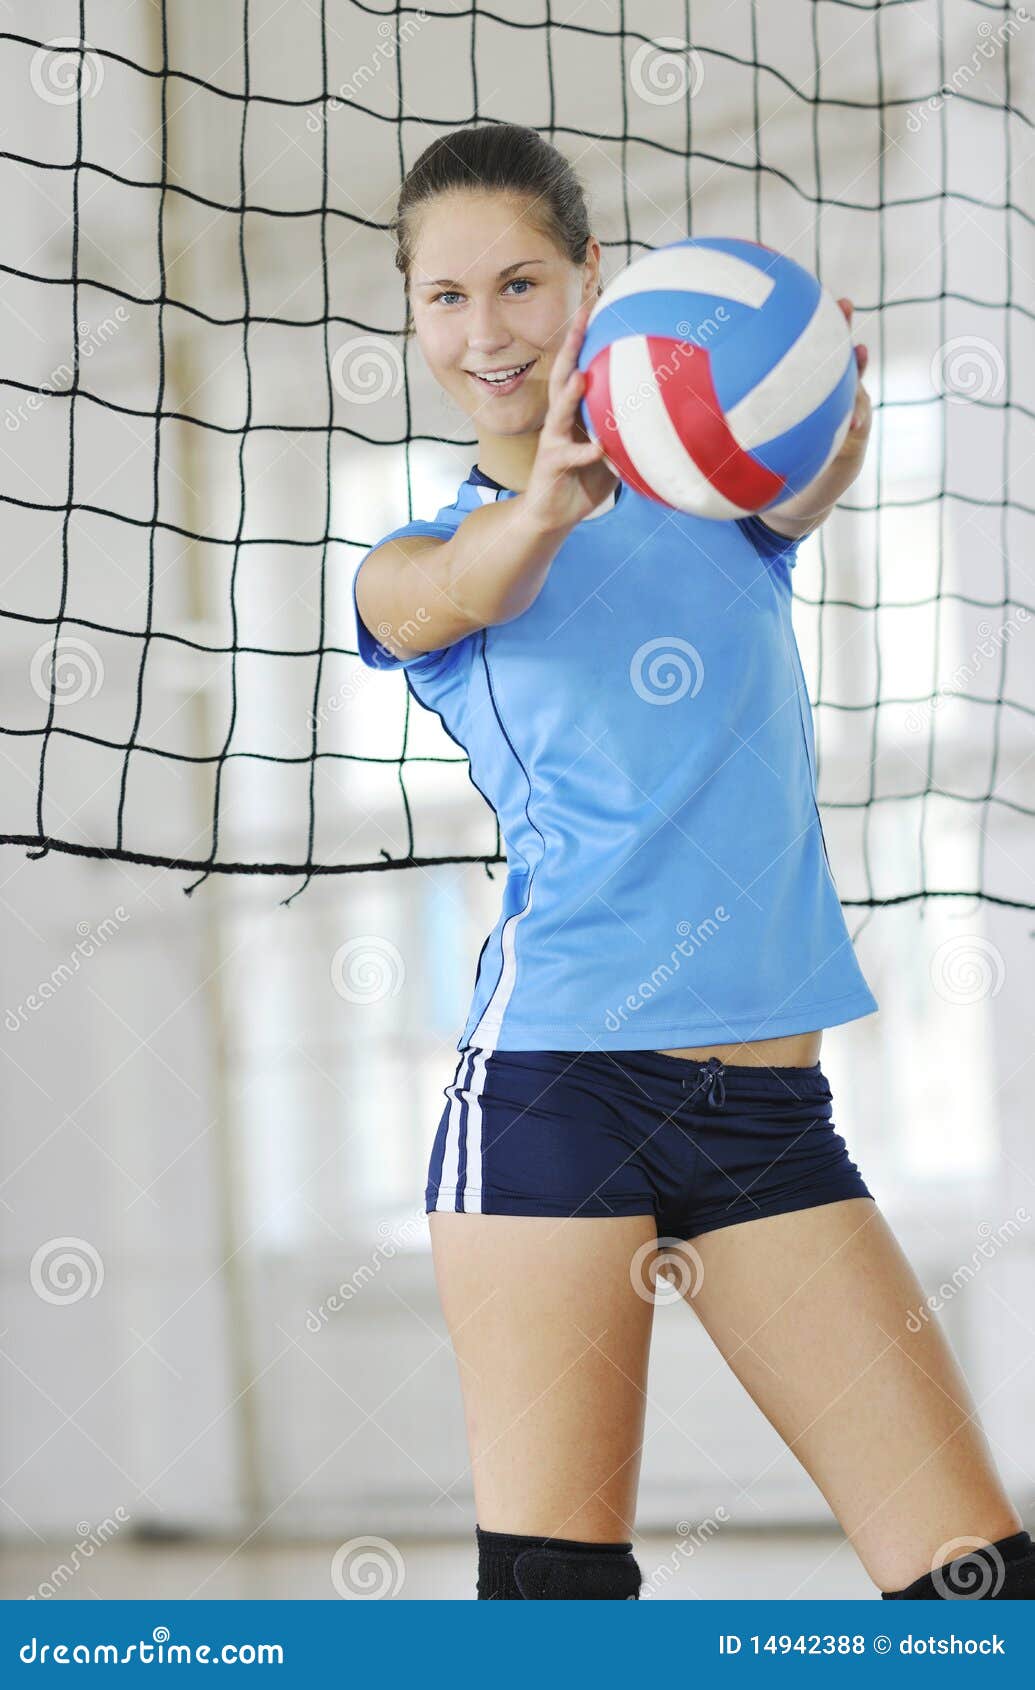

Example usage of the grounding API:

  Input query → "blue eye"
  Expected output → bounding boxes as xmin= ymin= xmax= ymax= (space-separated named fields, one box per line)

xmin=432 ymin=278 xmax=535 ymax=306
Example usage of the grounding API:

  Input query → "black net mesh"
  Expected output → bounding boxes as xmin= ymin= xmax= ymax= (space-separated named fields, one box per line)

xmin=0 ymin=0 xmax=1032 ymax=906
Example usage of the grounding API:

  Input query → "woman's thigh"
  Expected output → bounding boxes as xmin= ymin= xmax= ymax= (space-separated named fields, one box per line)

xmin=428 ymin=1211 xmax=659 ymax=1541
xmin=672 ymin=1197 xmax=1022 ymax=1592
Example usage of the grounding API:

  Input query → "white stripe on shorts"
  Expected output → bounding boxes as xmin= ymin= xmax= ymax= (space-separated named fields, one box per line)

xmin=432 ymin=1048 xmax=487 ymax=1213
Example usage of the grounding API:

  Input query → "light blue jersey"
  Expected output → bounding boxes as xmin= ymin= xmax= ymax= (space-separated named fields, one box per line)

xmin=353 ymin=466 xmax=878 ymax=1052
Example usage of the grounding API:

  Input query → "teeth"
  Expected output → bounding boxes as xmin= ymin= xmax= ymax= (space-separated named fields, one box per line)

xmin=477 ymin=363 xmax=529 ymax=383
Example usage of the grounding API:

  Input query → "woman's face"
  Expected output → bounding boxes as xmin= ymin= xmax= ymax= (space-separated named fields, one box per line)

xmin=408 ymin=190 xmax=600 ymax=436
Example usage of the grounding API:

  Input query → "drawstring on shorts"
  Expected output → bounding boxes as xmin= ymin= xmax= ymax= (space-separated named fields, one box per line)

xmin=680 ymin=1054 xmax=727 ymax=1110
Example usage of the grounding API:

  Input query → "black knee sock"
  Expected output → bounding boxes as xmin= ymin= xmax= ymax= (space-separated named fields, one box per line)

xmin=476 ymin=1527 xmax=547 ymax=1599
xmin=881 ymin=1529 xmax=1035 ymax=1599
xmin=475 ymin=1524 xmax=640 ymax=1599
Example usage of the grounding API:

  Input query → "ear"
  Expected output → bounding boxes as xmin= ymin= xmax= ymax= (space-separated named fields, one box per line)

xmin=582 ymin=234 xmax=603 ymax=304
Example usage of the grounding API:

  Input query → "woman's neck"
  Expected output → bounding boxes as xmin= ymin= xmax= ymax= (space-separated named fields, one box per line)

xmin=474 ymin=432 xmax=539 ymax=493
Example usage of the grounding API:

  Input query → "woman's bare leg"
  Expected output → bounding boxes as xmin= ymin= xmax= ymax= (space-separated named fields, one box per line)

xmin=428 ymin=1211 xmax=658 ymax=1541
xmin=671 ymin=1198 xmax=1022 ymax=1593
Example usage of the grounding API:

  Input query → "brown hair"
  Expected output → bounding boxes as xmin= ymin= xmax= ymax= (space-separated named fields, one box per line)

xmin=391 ymin=123 xmax=600 ymax=336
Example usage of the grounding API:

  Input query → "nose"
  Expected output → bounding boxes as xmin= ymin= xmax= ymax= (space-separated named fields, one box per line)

xmin=466 ymin=296 xmax=514 ymax=355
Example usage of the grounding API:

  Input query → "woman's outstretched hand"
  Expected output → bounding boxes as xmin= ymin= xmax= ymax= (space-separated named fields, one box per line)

xmin=523 ymin=299 xmax=620 ymax=531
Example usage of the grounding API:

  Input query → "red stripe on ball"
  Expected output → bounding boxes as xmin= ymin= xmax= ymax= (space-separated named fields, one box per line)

xmin=582 ymin=345 xmax=662 ymax=503
xmin=650 ymin=337 xmax=785 ymax=509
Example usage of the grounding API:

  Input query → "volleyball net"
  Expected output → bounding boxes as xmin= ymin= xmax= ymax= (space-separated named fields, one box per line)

xmin=0 ymin=0 xmax=1031 ymax=906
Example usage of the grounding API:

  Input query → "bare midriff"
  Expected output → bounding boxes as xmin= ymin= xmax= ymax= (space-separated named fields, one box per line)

xmin=654 ymin=1029 xmax=823 ymax=1068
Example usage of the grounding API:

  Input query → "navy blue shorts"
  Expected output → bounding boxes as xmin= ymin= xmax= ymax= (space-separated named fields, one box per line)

xmin=425 ymin=1046 xmax=873 ymax=1240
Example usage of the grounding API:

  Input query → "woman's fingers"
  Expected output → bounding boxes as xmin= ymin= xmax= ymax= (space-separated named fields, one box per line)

xmin=544 ymin=359 xmax=588 ymax=444
xmin=549 ymin=300 xmax=590 ymax=398
xmin=547 ymin=318 xmax=576 ymax=397
xmin=569 ymin=437 xmax=606 ymax=465
xmin=561 ymin=385 xmax=591 ymax=448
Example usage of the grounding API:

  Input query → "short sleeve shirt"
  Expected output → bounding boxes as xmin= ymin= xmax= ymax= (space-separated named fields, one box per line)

xmin=353 ymin=467 xmax=878 ymax=1052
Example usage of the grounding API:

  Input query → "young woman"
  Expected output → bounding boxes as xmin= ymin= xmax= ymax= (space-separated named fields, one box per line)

xmin=353 ymin=125 xmax=1032 ymax=1601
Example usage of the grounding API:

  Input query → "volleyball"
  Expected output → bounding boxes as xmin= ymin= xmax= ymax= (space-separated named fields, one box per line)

xmin=577 ymin=236 xmax=857 ymax=521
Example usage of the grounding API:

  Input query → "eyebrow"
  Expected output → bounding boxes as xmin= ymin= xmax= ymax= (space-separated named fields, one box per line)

xmin=415 ymin=258 xmax=547 ymax=290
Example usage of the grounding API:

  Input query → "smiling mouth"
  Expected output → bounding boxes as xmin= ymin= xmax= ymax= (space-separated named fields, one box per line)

xmin=466 ymin=360 xmax=535 ymax=393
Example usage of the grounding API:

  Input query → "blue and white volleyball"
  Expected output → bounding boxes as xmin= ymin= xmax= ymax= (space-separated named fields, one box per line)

xmin=578 ymin=236 xmax=857 ymax=520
